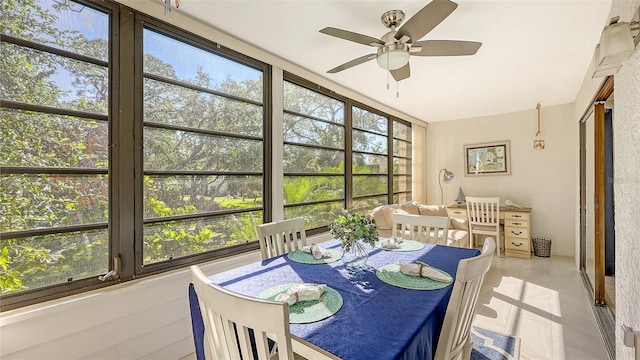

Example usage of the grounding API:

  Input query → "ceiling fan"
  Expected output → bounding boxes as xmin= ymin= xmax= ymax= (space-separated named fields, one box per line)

xmin=319 ymin=0 xmax=482 ymax=82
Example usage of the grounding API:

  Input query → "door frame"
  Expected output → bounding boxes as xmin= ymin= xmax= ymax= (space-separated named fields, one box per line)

xmin=579 ymin=76 xmax=613 ymax=305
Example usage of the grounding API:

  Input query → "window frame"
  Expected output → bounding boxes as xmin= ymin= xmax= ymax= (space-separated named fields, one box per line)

xmin=0 ymin=0 xmax=118 ymax=310
xmin=392 ymin=118 xmax=413 ymax=202
xmin=281 ymin=73 xmax=348 ymax=235
xmin=132 ymin=15 xmax=272 ymax=276
xmin=350 ymin=102 xmax=393 ymax=212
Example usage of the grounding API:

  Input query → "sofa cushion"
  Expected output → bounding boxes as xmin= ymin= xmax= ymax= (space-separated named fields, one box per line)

xmin=372 ymin=204 xmax=404 ymax=230
xmin=371 ymin=201 xmax=470 ymax=248
xmin=417 ymin=204 xmax=448 ymax=217
xmin=400 ymin=200 xmax=421 ymax=215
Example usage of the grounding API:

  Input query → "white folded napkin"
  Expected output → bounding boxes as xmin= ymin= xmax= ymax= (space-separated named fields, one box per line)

xmin=301 ymin=244 xmax=331 ymax=259
xmin=397 ymin=261 xmax=452 ymax=283
xmin=274 ymin=283 xmax=327 ymax=305
xmin=380 ymin=238 xmax=401 ymax=249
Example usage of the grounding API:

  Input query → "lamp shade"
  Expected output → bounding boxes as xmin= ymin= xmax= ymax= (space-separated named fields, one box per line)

xmin=438 ymin=168 xmax=457 ymax=205
xmin=598 ymin=22 xmax=635 ymax=66
xmin=442 ymin=169 xmax=457 ymax=184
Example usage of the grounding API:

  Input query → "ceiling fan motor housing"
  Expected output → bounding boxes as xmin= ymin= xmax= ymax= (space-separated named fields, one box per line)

xmin=381 ymin=10 xmax=405 ymax=29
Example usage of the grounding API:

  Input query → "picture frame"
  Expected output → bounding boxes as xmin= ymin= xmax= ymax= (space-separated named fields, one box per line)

xmin=464 ymin=140 xmax=511 ymax=176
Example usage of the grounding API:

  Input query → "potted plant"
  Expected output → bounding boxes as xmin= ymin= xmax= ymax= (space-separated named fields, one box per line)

xmin=329 ymin=211 xmax=379 ymax=268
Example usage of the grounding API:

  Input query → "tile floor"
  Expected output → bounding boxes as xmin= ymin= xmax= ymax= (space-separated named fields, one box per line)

xmin=473 ymin=254 xmax=609 ymax=360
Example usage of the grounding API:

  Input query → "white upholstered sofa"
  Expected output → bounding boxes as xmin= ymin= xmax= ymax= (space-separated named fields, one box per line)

xmin=371 ymin=200 xmax=470 ymax=248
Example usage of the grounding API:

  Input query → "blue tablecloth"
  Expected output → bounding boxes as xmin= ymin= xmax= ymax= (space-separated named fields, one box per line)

xmin=189 ymin=240 xmax=480 ymax=360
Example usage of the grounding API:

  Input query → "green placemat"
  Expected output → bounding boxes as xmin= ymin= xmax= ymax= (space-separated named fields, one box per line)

xmin=257 ymin=283 xmax=343 ymax=324
xmin=374 ymin=239 xmax=425 ymax=252
xmin=376 ymin=263 xmax=453 ymax=290
xmin=287 ymin=249 xmax=342 ymax=264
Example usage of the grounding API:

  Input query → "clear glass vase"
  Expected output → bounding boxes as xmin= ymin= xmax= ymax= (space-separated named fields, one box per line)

xmin=341 ymin=239 xmax=369 ymax=269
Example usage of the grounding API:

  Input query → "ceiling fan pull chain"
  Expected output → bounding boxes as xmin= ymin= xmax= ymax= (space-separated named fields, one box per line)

xmin=396 ymin=80 xmax=399 ymax=98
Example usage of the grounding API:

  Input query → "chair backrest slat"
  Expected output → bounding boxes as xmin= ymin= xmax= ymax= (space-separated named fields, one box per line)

xmin=256 ymin=217 xmax=307 ymax=260
xmin=466 ymin=196 xmax=500 ymax=226
xmin=435 ymin=238 xmax=496 ymax=360
xmin=392 ymin=213 xmax=450 ymax=245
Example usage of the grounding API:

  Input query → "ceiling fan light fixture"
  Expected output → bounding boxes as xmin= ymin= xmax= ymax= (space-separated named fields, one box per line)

xmin=377 ymin=44 xmax=410 ymax=70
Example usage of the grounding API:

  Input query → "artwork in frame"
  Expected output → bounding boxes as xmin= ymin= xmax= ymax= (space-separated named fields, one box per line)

xmin=464 ymin=141 xmax=511 ymax=176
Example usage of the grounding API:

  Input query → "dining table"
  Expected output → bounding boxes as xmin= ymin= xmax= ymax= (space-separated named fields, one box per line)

xmin=189 ymin=238 xmax=481 ymax=360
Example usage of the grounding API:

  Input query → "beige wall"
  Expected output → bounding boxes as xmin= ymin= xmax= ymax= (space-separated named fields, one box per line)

xmin=608 ymin=1 xmax=640 ymax=358
xmin=426 ymin=104 xmax=577 ymax=257
xmin=412 ymin=123 xmax=428 ymax=203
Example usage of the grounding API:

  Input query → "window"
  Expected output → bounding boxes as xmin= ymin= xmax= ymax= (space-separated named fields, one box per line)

xmin=282 ymin=79 xmax=345 ymax=230
xmin=1 ymin=0 xmax=112 ymax=297
xmin=140 ymin=27 xmax=265 ymax=268
xmin=352 ymin=106 xmax=390 ymax=213
xmin=393 ymin=120 xmax=413 ymax=203
xmin=0 ymin=0 xmax=410 ymax=310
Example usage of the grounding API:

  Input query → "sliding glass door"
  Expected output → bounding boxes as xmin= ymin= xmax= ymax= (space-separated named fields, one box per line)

xmin=582 ymin=109 xmax=597 ymax=294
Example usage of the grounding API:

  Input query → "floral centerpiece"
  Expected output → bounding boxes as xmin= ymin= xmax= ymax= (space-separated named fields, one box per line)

xmin=329 ymin=211 xmax=379 ymax=265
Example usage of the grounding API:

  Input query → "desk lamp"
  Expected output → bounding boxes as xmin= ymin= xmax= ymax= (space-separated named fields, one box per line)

xmin=439 ymin=168 xmax=457 ymax=205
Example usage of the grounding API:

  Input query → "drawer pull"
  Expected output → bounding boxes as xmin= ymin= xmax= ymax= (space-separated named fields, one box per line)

xmin=454 ymin=211 xmax=463 ymax=214
xmin=513 ymin=215 xmax=522 ymax=218
xmin=512 ymin=222 xmax=522 ymax=226
xmin=511 ymin=242 xmax=523 ymax=247
xmin=511 ymin=231 xmax=523 ymax=235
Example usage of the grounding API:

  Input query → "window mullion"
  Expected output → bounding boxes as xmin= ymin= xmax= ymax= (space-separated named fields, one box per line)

xmin=114 ymin=7 xmax=136 ymax=280
xmin=345 ymin=101 xmax=353 ymax=211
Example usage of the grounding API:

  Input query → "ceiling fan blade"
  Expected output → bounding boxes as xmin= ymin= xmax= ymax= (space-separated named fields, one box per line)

xmin=396 ymin=0 xmax=458 ymax=42
xmin=327 ymin=54 xmax=377 ymax=73
xmin=411 ymin=40 xmax=482 ymax=56
xmin=320 ymin=27 xmax=384 ymax=46
xmin=390 ymin=63 xmax=410 ymax=82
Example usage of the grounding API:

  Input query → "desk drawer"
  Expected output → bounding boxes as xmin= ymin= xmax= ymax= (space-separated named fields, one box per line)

xmin=506 ymin=238 xmax=530 ymax=251
xmin=505 ymin=227 xmax=529 ymax=239
xmin=505 ymin=211 xmax=529 ymax=221
xmin=447 ymin=208 xmax=467 ymax=219
xmin=505 ymin=219 xmax=528 ymax=228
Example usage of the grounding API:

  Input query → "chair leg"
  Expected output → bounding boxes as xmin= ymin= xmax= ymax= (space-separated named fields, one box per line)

xmin=462 ymin=338 xmax=474 ymax=360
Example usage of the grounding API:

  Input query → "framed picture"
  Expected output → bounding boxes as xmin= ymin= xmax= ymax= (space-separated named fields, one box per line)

xmin=464 ymin=140 xmax=511 ymax=176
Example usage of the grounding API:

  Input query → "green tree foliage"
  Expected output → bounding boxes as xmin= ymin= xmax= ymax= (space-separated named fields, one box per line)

xmin=1 ymin=0 xmax=111 ymax=293
xmin=139 ymin=32 xmax=267 ymax=263
xmin=0 ymin=0 xmax=405 ymax=296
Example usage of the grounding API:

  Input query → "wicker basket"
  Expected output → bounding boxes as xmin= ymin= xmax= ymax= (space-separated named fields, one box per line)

xmin=532 ymin=237 xmax=551 ymax=257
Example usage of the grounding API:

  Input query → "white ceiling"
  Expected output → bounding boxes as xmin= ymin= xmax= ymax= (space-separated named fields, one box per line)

xmin=173 ymin=0 xmax=612 ymax=123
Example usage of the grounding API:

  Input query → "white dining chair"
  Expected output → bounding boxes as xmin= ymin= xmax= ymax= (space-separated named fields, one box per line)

xmin=392 ymin=213 xmax=450 ymax=245
xmin=465 ymin=197 xmax=501 ymax=256
xmin=434 ymin=237 xmax=496 ymax=360
xmin=256 ymin=217 xmax=307 ymax=260
xmin=191 ymin=265 xmax=297 ymax=360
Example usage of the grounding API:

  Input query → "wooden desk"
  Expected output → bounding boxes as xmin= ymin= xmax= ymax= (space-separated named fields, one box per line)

xmin=447 ymin=204 xmax=533 ymax=259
